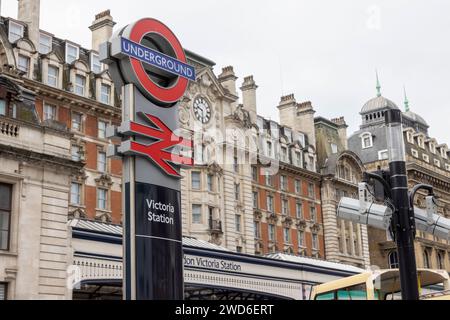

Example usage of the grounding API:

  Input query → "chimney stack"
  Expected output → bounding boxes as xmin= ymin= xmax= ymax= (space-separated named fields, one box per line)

xmin=17 ymin=0 xmax=40 ymax=49
xmin=89 ymin=10 xmax=116 ymax=52
xmin=331 ymin=117 xmax=349 ymax=149
xmin=240 ymin=75 xmax=258 ymax=123
xmin=277 ymin=93 xmax=298 ymax=129
xmin=218 ymin=66 xmax=238 ymax=97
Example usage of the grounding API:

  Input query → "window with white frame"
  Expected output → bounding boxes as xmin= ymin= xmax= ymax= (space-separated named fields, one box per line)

xmin=70 ymin=182 xmax=81 ymax=206
xmin=66 ymin=43 xmax=79 ymax=64
xmin=265 ymin=171 xmax=272 ymax=186
xmin=361 ymin=133 xmax=373 ymax=149
xmin=267 ymin=195 xmax=274 ymax=212
xmin=207 ymin=175 xmax=214 ymax=192
xmin=268 ymin=224 xmax=276 ymax=242
xmin=97 ymin=151 xmax=107 ymax=172
xmin=98 ymin=120 xmax=107 ymax=139
xmin=235 ymin=214 xmax=242 ymax=233
xmin=378 ymin=149 xmax=389 ymax=161
xmin=191 ymin=172 xmax=201 ymax=190
xmin=192 ymin=205 xmax=202 ymax=224
xmin=39 ymin=33 xmax=52 ymax=54
xmin=312 ymin=234 xmax=319 ymax=250
xmin=91 ymin=53 xmax=102 ymax=74
xmin=295 ymin=180 xmax=301 ymax=194
xmin=8 ymin=21 xmax=24 ymax=42
xmin=298 ymin=231 xmax=305 ymax=248
xmin=445 ymin=164 xmax=450 ymax=172
xmin=284 ymin=228 xmax=291 ymax=244
xmin=406 ymin=131 xmax=414 ymax=144
xmin=0 ymin=100 xmax=6 ymax=116
xmin=253 ymin=191 xmax=258 ymax=209
xmin=423 ymin=154 xmax=430 ymax=163
xmin=18 ymin=55 xmax=30 ymax=75
xmin=44 ymin=103 xmax=56 ymax=121
xmin=47 ymin=65 xmax=59 ymax=87
xmin=418 ymin=136 xmax=425 ymax=149
xmin=310 ymin=204 xmax=317 ymax=222
xmin=411 ymin=149 xmax=419 ymax=158
xmin=97 ymin=188 xmax=108 ymax=210
xmin=266 ymin=141 xmax=272 ymax=157
xmin=281 ymin=146 xmax=288 ymax=162
xmin=280 ymin=175 xmax=287 ymax=191
xmin=71 ymin=145 xmax=81 ymax=161
xmin=71 ymin=112 xmax=82 ymax=132
xmin=282 ymin=199 xmax=289 ymax=216
xmin=254 ymin=221 xmax=261 ymax=239
xmin=296 ymin=202 xmax=303 ymax=219
xmin=295 ymin=151 xmax=302 ymax=167
xmin=441 ymin=148 xmax=448 ymax=159
xmin=308 ymin=183 xmax=315 ymax=198
xmin=75 ymin=74 xmax=86 ymax=96
xmin=434 ymin=159 xmax=441 ymax=168
xmin=252 ymin=166 xmax=258 ymax=181
xmin=100 ymin=84 xmax=111 ymax=104
xmin=430 ymin=143 xmax=436 ymax=154
xmin=234 ymin=183 xmax=240 ymax=201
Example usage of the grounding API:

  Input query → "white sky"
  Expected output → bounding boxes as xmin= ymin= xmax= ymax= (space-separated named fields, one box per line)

xmin=3 ymin=0 xmax=450 ymax=143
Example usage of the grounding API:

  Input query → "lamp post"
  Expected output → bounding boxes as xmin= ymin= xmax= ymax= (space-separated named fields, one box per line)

xmin=385 ymin=109 xmax=420 ymax=300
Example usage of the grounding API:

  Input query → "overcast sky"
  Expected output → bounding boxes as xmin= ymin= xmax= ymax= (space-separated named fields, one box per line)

xmin=3 ymin=0 xmax=450 ymax=143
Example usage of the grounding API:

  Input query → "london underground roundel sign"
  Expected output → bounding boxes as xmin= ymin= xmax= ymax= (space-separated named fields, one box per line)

xmin=110 ymin=18 xmax=196 ymax=106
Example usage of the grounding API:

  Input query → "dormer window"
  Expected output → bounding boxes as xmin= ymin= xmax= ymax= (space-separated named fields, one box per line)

xmin=75 ymin=74 xmax=86 ymax=96
xmin=417 ymin=136 xmax=425 ymax=149
xmin=361 ymin=132 xmax=373 ymax=149
xmin=91 ymin=53 xmax=102 ymax=74
xmin=66 ymin=43 xmax=79 ymax=64
xmin=406 ymin=131 xmax=414 ymax=144
xmin=47 ymin=65 xmax=59 ymax=87
xmin=8 ymin=21 xmax=24 ymax=43
xmin=441 ymin=148 xmax=448 ymax=159
xmin=39 ymin=33 xmax=52 ymax=54
xmin=430 ymin=143 xmax=436 ymax=154
xmin=445 ymin=164 xmax=450 ymax=172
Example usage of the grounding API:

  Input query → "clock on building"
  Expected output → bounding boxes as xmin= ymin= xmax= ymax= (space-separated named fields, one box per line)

xmin=193 ymin=97 xmax=212 ymax=124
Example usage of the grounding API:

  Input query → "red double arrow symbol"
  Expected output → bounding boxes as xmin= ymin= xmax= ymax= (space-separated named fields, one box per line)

xmin=125 ymin=113 xmax=193 ymax=178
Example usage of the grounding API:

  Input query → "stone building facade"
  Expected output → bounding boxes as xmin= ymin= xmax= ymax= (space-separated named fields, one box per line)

xmin=315 ymin=116 xmax=370 ymax=268
xmin=348 ymin=83 xmax=450 ymax=272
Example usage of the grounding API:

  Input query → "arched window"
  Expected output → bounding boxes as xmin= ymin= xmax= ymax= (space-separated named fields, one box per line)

xmin=423 ymin=250 xmax=431 ymax=269
xmin=388 ymin=251 xmax=399 ymax=269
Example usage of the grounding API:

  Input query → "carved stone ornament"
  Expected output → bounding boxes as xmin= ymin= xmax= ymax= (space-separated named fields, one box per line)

xmin=95 ymin=174 xmax=114 ymax=187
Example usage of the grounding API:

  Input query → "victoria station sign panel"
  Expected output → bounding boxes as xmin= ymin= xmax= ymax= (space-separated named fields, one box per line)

xmin=101 ymin=18 xmax=195 ymax=300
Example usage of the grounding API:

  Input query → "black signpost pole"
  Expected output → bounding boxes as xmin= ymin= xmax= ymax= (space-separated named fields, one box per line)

xmin=385 ymin=109 xmax=420 ymax=300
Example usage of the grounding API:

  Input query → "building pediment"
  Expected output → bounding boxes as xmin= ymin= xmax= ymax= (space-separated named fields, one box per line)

xmin=15 ymin=38 xmax=36 ymax=53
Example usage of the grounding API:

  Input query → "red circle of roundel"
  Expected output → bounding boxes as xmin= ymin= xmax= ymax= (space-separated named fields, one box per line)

xmin=129 ymin=18 xmax=189 ymax=105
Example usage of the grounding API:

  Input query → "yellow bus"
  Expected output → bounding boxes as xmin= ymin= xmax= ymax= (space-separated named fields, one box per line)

xmin=310 ymin=269 xmax=450 ymax=300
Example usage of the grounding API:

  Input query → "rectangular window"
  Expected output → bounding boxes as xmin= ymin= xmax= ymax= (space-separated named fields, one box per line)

xmin=207 ymin=175 xmax=214 ymax=192
xmin=236 ymin=246 xmax=243 ymax=253
xmin=267 ymin=196 xmax=274 ymax=212
xmin=47 ymin=65 xmax=59 ymax=87
xmin=284 ymin=228 xmax=291 ymax=244
xmin=8 ymin=21 xmax=24 ymax=42
xmin=235 ymin=215 xmax=241 ymax=233
xmin=266 ymin=141 xmax=272 ymax=157
xmin=70 ymin=183 xmax=81 ymax=206
xmin=100 ymin=84 xmax=111 ymax=104
xmin=0 ymin=183 xmax=12 ymax=251
xmin=0 ymin=100 xmax=6 ymax=116
xmin=0 ymin=283 xmax=6 ymax=300
xmin=265 ymin=172 xmax=272 ymax=187
xmin=269 ymin=224 xmax=276 ymax=242
xmin=295 ymin=151 xmax=302 ymax=167
xmin=423 ymin=154 xmax=430 ymax=163
xmin=71 ymin=145 xmax=81 ymax=161
xmin=18 ymin=55 xmax=30 ymax=75
xmin=72 ymin=113 xmax=82 ymax=132
xmin=254 ymin=221 xmax=260 ymax=239
xmin=252 ymin=166 xmax=258 ymax=181
xmin=446 ymin=164 xmax=450 ymax=172
xmin=97 ymin=188 xmax=108 ymax=210
xmin=66 ymin=43 xmax=79 ymax=64
xmin=411 ymin=149 xmax=419 ymax=159
xmin=39 ymin=33 xmax=52 ymax=54
xmin=295 ymin=180 xmax=301 ymax=194
xmin=91 ymin=53 xmax=102 ymax=73
xmin=298 ymin=231 xmax=305 ymax=248
xmin=98 ymin=120 xmax=107 ymax=139
xmin=192 ymin=205 xmax=202 ymax=224
xmin=281 ymin=147 xmax=288 ymax=162
xmin=296 ymin=203 xmax=303 ymax=219
xmin=234 ymin=184 xmax=240 ymax=201
xmin=253 ymin=192 xmax=259 ymax=209
xmin=75 ymin=75 xmax=86 ymax=96
xmin=97 ymin=151 xmax=107 ymax=172
xmin=312 ymin=234 xmax=319 ymax=250
xmin=310 ymin=205 xmax=317 ymax=222
xmin=308 ymin=183 xmax=315 ymax=198
xmin=280 ymin=175 xmax=287 ymax=191
xmin=191 ymin=172 xmax=201 ymax=190
xmin=282 ymin=199 xmax=289 ymax=216
xmin=44 ymin=103 xmax=56 ymax=121
xmin=434 ymin=159 xmax=441 ymax=168
xmin=331 ymin=143 xmax=338 ymax=154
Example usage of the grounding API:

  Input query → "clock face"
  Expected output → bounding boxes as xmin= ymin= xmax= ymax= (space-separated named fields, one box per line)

xmin=193 ymin=97 xmax=212 ymax=124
